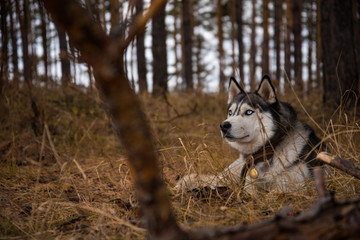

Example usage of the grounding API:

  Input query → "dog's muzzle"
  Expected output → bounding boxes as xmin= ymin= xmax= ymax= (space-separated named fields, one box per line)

xmin=220 ymin=121 xmax=231 ymax=136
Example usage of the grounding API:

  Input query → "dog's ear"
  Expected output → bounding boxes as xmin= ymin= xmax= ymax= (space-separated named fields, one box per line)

xmin=228 ymin=77 xmax=244 ymax=104
xmin=256 ymin=75 xmax=277 ymax=104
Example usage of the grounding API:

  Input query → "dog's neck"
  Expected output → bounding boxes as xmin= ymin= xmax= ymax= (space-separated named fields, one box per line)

xmin=238 ymin=135 xmax=285 ymax=189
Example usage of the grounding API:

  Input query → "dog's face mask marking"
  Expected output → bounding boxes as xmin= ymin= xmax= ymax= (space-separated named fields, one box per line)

xmin=220 ymin=76 xmax=277 ymax=154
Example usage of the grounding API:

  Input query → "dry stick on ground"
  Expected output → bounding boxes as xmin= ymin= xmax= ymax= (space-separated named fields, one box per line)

xmin=317 ymin=152 xmax=360 ymax=179
xmin=41 ymin=1 xmax=360 ymax=239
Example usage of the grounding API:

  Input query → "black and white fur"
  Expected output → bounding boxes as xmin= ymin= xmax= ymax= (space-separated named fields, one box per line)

xmin=176 ymin=75 xmax=324 ymax=193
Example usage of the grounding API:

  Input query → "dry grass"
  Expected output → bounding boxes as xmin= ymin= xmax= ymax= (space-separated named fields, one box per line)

xmin=0 ymin=85 xmax=359 ymax=239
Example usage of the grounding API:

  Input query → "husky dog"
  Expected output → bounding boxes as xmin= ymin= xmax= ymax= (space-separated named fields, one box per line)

xmin=176 ymin=75 xmax=324 ymax=193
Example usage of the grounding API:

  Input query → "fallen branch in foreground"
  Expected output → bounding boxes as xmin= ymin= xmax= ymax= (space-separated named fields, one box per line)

xmin=317 ymin=152 xmax=360 ymax=179
xmin=41 ymin=1 xmax=360 ymax=239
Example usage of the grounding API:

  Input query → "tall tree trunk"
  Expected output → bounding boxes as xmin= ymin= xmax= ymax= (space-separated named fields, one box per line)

xmin=353 ymin=0 xmax=360 ymax=76
xmin=262 ymin=0 xmax=270 ymax=76
xmin=56 ymin=25 xmax=71 ymax=86
xmin=217 ymin=0 xmax=225 ymax=93
xmin=250 ymin=0 xmax=257 ymax=90
xmin=195 ymin=35 xmax=203 ymax=91
xmin=39 ymin=1 xmax=48 ymax=86
xmin=9 ymin=2 xmax=19 ymax=86
xmin=292 ymin=0 xmax=303 ymax=93
xmin=284 ymin=0 xmax=292 ymax=89
xmin=181 ymin=0 xmax=193 ymax=91
xmin=321 ymin=0 xmax=359 ymax=107
xmin=274 ymin=0 xmax=282 ymax=83
xmin=230 ymin=0 xmax=236 ymax=76
xmin=135 ymin=0 xmax=148 ymax=93
xmin=109 ymin=0 xmax=120 ymax=31
xmin=0 ymin=0 xmax=9 ymax=83
xmin=152 ymin=0 xmax=168 ymax=96
xmin=315 ymin=0 xmax=322 ymax=90
xmin=235 ymin=0 xmax=244 ymax=85
xmin=307 ymin=0 xmax=314 ymax=94
xmin=173 ymin=0 xmax=181 ymax=90
xmin=16 ymin=0 xmax=32 ymax=89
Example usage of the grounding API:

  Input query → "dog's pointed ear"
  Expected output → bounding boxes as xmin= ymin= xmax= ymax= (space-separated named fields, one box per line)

xmin=256 ymin=75 xmax=277 ymax=104
xmin=228 ymin=77 xmax=244 ymax=104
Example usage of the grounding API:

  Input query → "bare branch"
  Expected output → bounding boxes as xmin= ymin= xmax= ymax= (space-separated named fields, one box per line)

xmin=317 ymin=152 xmax=360 ymax=179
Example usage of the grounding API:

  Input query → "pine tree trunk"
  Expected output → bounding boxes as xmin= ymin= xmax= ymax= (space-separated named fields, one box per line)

xmin=109 ymin=0 xmax=120 ymax=30
xmin=152 ymin=0 xmax=168 ymax=96
xmin=135 ymin=0 xmax=148 ymax=93
xmin=235 ymin=0 xmax=244 ymax=84
xmin=321 ymin=0 xmax=359 ymax=107
xmin=195 ymin=36 xmax=203 ymax=91
xmin=284 ymin=0 xmax=292 ymax=89
xmin=217 ymin=0 xmax=225 ymax=93
xmin=307 ymin=1 xmax=314 ymax=94
xmin=250 ymin=0 xmax=257 ymax=91
xmin=262 ymin=0 xmax=270 ymax=76
xmin=16 ymin=0 xmax=32 ymax=89
xmin=39 ymin=2 xmax=48 ymax=86
xmin=181 ymin=0 xmax=193 ymax=91
xmin=9 ymin=2 xmax=19 ymax=86
xmin=0 ymin=0 xmax=9 ymax=83
xmin=316 ymin=0 xmax=322 ymax=90
xmin=173 ymin=0 xmax=181 ymax=90
xmin=274 ymin=0 xmax=282 ymax=83
xmin=56 ymin=25 xmax=71 ymax=86
xmin=292 ymin=0 xmax=303 ymax=93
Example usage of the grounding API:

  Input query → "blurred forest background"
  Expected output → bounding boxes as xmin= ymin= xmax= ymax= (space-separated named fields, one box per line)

xmin=0 ymin=0 xmax=360 ymax=239
xmin=0 ymin=0 xmax=359 ymax=101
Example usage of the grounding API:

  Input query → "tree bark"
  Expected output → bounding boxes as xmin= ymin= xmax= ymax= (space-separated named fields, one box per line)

xmin=274 ymin=0 xmax=282 ymax=83
xmin=284 ymin=0 xmax=292 ymax=89
xmin=262 ymin=0 xmax=270 ymax=77
xmin=152 ymin=0 xmax=168 ymax=96
xmin=307 ymin=1 xmax=314 ymax=94
xmin=16 ymin=0 xmax=32 ymax=89
xmin=181 ymin=0 xmax=193 ymax=91
xmin=109 ymin=0 xmax=120 ymax=31
xmin=235 ymin=0 xmax=244 ymax=85
xmin=315 ymin=0 xmax=322 ymax=90
xmin=217 ymin=0 xmax=225 ymax=93
xmin=135 ymin=0 xmax=148 ymax=93
xmin=56 ymin=25 xmax=71 ymax=86
xmin=9 ymin=2 xmax=19 ymax=86
xmin=38 ymin=1 xmax=49 ymax=86
xmin=0 ymin=0 xmax=9 ymax=84
xmin=321 ymin=0 xmax=359 ymax=107
xmin=292 ymin=0 xmax=303 ymax=94
xmin=250 ymin=0 xmax=257 ymax=91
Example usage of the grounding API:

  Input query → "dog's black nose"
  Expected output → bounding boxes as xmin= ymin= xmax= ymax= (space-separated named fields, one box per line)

xmin=220 ymin=121 xmax=231 ymax=132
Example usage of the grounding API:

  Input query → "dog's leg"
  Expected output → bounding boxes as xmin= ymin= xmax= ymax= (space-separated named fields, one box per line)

xmin=175 ymin=173 xmax=221 ymax=191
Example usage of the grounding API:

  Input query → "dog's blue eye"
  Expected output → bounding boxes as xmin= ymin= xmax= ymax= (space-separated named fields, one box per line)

xmin=245 ymin=110 xmax=254 ymax=115
xmin=228 ymin=110 xmax=232 ymax=116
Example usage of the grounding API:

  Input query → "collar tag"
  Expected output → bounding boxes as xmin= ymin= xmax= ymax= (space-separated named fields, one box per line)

xmin=249 ymin=168 xmax=258 ymax=179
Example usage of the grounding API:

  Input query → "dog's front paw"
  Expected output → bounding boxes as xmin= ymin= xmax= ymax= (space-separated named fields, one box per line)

xmin=175 ymin=173 xmax=219 ymax=192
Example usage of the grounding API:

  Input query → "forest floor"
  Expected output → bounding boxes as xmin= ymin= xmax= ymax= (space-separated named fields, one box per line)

xmin=1 ymin=84 xmax=359 ymax=239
